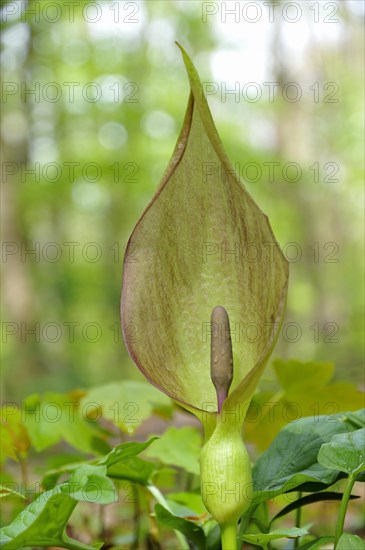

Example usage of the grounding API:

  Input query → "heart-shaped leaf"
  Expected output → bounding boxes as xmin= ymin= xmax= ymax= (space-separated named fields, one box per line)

xmin=80 ymin=380 xmax=171 ymax=434
xmin=41 ymin=438 xmax=158 ymax=489
xmin=240 ymin=527 xmax=308 ymax=547
xmin=121 ymin=44 xmax=288 ymax=414
xmin=155 ymin=504 xmax=206 ymax=550
xmin=271 ymin=491 xmax=359 ymax=524
xmin=252 ymin=412 xmax=361 ymax=502
xmin=144 ymin=426 xmax=202 ymax=475
xmin=65 ymin=464 xmax=116 ymax=504
xmin=22 ymin=391 xmax=107 ymax=454
xmin=98 ymin=437 xmax=158 ymax=468
xmin=318 ymin=428 xmax=365 ymax=476
xmin=337 ymin=533 xmax=365 ymax=549
xmin=0 ymin=483 xmax=102 ymax=550
xmin=245 ymin=360 xmax=364 ymax=451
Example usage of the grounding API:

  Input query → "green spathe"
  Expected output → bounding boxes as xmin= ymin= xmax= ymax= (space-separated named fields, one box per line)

xmin=121 ymin=44 xmax=288 ymax=416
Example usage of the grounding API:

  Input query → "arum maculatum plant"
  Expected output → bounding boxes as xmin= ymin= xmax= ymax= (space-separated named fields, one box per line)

xmin=121 ymin=44 xmax=289 ymax=550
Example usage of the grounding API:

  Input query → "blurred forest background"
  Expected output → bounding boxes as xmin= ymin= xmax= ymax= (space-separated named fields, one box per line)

xmin=1 ymin=0 xmax=364 ymax=402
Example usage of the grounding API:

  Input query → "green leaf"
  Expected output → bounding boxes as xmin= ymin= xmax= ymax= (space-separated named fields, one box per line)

xmin=42 ymin=461 xmax=90 ymax=491
xmin=22 ymin=391 xmax=106 ymax=454
xmin=1 ymin=407 xmax=31 ymax=460
xmin=80 ymin=380 xmax=171 ymax=434
xmin=271 ymin=491 xmax=359 ymax=523
xmin=297 ymin=536 xmax=335 ymax=549
xmin=121 ymin=44 xmax=288 ymax=414
xmin=0 ymin=461 xmax=120 ymax=548
xmin=99 ymin=437 xmax=158 ymax=468
xmin=41 ymin=454 xmax=89 ymax=489
xmin=273 ymin=359 xmax=334 ymax=391
xmin=45 ymin=452 xmax=88 ymax=470
xmin=144 ymin=427 xmax=202 ymax=475
xmin=252 ymin=412 xmax=359 ymax=502
xmin=107 ymin=456 xmax=155 ymax=485
xmin=240 ymin=527 xmax=308 ymax=546
xmin=318 ymin=428 xmax=365 ymax=476
xmin=0 ymin=431 xmax=18 ymax=462
xmin=337 ymin=533 xmax=365 ymax=549
xmin=65 ymin=464 xmax=116 ymax=504
xmin=245 ymin=362 xmax=364 ymax=451
xmin=155 ymin=503 xmax=206 ymax=550
xmin=0 ymin=485 xmax=94 ymax=549
xmin=345 ymin=411 xmax=365 ymax=429
xmin=41 ymin=438 xmax=157 ymax=490
xmin=205 ymin=523 xmax=221 ymax=550
xmin=167 ymin=491 xmax=206 ymax=516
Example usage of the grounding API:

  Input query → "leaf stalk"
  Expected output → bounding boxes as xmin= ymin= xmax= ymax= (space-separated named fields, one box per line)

xmin=146 ymin=483 xmax=190 ymax=550
xmin=334 ymin=474 xmax=356 ymax=548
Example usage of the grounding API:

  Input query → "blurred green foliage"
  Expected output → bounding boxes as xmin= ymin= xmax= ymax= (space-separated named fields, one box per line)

xmin=1 ymin=0 xmax=364 ymax=403
xmin=1 ymin=393 xmax=364 ymax=546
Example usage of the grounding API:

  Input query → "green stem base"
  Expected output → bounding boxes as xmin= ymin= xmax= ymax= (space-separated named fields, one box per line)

xmin=221 ymin=522 xmax=238 ymax=550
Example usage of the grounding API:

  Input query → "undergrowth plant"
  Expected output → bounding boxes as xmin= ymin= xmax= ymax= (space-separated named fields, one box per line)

xmin=1 ymin=45 xmax=364 ymax=550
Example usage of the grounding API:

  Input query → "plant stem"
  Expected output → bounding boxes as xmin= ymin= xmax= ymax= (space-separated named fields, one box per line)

xmin=334 ymin=474 xmax=356 ymax=548
xmin=221 ymin=521 xmax=238 ymax=550
xmin=238 ymin=504 xmax=256 ymax=537
xmin=144 ymin=488 xmax=161 ymax=547
xmin=98 ymin=504 xmax=107 ymax=542
xmin=131 ymin=484 xmax=141 ymax=549
xmin=19 ymin=454 xmax=30 ymax=503
xmin=294 ymin=491 xmax=302 ymax=548
xmin=146 ymin=483 xmax=190 ymax=550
